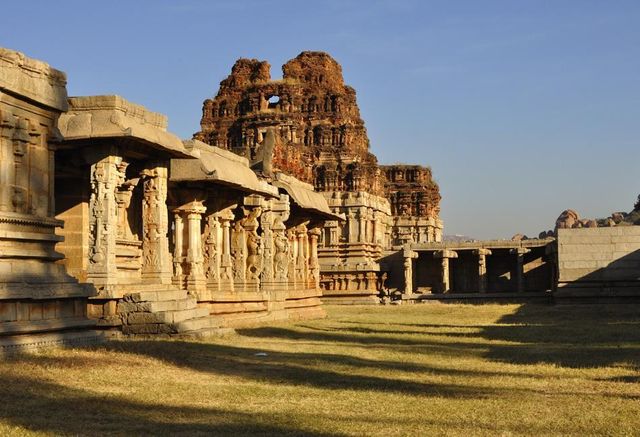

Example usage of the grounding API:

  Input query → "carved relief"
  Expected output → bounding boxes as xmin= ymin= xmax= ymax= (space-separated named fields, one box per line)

xmin=0 ymin=110 xmax=16 ymax=212
xmin=203 ymin=214 xmax=220 ymax=281
xmin=243 ymin=206 xmax=262 ymax=281
xmin=231 ymin=220 xmax=246 ymax=281
xmin=88 ymin=154 xmax=122 ymax=280
xmin=273 ymin=218 xmax=289 ymax=280
xmin=141 ymin=164 xmax=172 ymax=283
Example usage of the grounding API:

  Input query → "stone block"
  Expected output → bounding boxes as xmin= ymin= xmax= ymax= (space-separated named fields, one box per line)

xmin=116 ymin=301 xmax=141 ymax=314
xmin=562 ymin=260 xmax=598 ymax=270
xmin=122 ymin=323 xmax=160 ymax=335
xmin=0 ymin=303 xmax=17 ymax=322
xmin=611 ymin=235 xmax=640 ymax=243
xmin=29 ymin=303 xmax=43 ymax=321
xmin=613 ymin=243 xmax=640 ymax=252
xmin=60 ymin=300 xmax=76 ymax=318
xmin=42 ymin=301 xmax=58 ymax=320
xmin=127 ymin=312 xmax=160 ymax=325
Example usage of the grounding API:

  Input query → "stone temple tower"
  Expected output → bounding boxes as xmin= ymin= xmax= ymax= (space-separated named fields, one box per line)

xmin=195 ymin=51 xmax=442 ymax=303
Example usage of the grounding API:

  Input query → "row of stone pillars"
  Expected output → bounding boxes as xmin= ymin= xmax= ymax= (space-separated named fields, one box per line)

xmin=403 ymin=247 xmax=531 ymax=294
xmin=86 ymin=151 xmax=172 ymax=287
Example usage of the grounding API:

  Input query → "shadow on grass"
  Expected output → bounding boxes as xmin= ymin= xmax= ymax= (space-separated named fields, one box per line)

xmin=0 ymin=369 xmax=337 ymax=436
xmin=321 ymin=304 xmax=640 ymax=370
xmin=236 ymin=326 xmax=485 ymax=352
xmin=480 ymin=303 xmax=640 ymax=369
xmin=102 ymin=340 xmax=499 ymax=399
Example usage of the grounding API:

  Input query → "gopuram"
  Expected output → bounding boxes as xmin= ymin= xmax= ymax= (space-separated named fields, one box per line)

xmin=194 ymin=51 xmax=443 ymax=303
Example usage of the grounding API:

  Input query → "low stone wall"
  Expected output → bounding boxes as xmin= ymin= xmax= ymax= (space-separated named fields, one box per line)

xmin=556 ymin=226 xmax=640 ymax=300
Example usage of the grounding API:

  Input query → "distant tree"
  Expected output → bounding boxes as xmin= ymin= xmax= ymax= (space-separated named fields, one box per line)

xmin=635 ymin=194 xmax=640 ymax=211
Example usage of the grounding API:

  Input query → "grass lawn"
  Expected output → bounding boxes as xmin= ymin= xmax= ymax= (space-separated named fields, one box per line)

xmin=0 ymin=303 xmax=639 ymax=436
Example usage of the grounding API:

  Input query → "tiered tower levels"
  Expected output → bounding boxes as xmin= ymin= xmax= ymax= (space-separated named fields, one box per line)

xmin=195 ymin=51 xmax=384 ymax=197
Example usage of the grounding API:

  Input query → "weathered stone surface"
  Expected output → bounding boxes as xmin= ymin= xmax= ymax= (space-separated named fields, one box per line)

xmin=0 ymin=47 xmax=68 ymax=111
xmin=0 ymin=48 xmax=96 ymax=352
xmin=556 ymin=226 xmax=640 ymax=300
xmin=195 ymin=52 xmax=384 ymax=194
xmin=193 ymin=52 xmax=443 ymax=303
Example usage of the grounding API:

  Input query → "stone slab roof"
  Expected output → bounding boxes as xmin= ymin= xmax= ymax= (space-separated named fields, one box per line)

xmin=171 ymin=139 xmax=279 ymax=198
xmin=273 ymin=172 xmax=344 ymax=221
xmin=0 ymin=47 xmax=68 ymax=111
xmin=57 ymin=95 xmax=193 ymax=158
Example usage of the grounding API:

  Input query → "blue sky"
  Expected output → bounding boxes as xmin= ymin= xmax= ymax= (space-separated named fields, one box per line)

xmin=3 ymin=0 xmax=639 ymax=238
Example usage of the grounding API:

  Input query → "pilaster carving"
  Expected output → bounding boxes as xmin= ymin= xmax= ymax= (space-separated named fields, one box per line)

xmin=273 ymin=217 xmax=289 ymax=280
xmin=141 ymin=164 xmax=172 ymax=284
xmin=243 ymin=206 xmax=263 ymax=281
xmin=231 ymin=219 xmax=246 ymax=281
xmin=203 ymin=213 xmax=221 ymax=283
xmin=218 ymin=208 xmax=234 ymax=283
xmin=87 ymin=154 xmax=122 ymax=283
xmin=0 ymin=110 xmax=16 ymax=212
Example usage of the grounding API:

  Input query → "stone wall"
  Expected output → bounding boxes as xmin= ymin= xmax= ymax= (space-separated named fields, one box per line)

xmin=0 ymin=48 xmax=100 ymax=352
xmin=555 ymin=226 xmax=640 ymax=300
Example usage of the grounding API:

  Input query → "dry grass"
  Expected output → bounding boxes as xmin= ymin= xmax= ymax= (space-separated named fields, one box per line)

xmin=0 ymin=302 xmax=639 ymax=436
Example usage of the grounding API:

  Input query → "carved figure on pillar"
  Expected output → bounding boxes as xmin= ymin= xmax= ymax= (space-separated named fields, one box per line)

xmin=231 ymin=220 xmax=246 ymax=281
xmin=243 ymin=206 xmax=263 ymax=281
xmin=140 ymin=164 xmax=172 ymax=284
xmin=87 ymin=153 xmax=122 ymax=283
xmin=218 ymin=208 xmax=234 ymax=282
xmin=274 ymin=219 xmax=289 ymax=280
xmin=203 ymin=214 xmax=220 ymax=282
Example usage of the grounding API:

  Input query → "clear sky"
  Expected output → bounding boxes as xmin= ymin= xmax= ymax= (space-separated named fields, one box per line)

xmin=3 ymin=0 xmax=639 ymax=239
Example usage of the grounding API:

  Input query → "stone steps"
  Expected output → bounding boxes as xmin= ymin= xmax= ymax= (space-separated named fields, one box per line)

xmin=177 ymin=326 xmax=235 ymax=340
xmin=158 ymin=307 xmax=210 ymax=324
xmin=147 ymin=297 xmax=198 ymax=313
xmin=174 ymin=314 xmax=222 ymax=333
xmin=119 ymin=286 xmax=222 ymax=338
xmin=125 ymin=288 xmax=186 ymax=303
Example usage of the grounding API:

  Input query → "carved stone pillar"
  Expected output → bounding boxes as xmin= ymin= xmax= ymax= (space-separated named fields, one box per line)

xmin=287 ymin=228 xmax=297 ymax=287
xmin=402 ymin=249 xmax=418 ymax=294
xmin=204 ymin=213 xmax=221 ymax=287
xmin=273 ymin=217 xmax=289 ymax=281
xmin=259 ymin=210 xmax=274 ymax=283
xmin=358 ymin=207 xmax=367 ymax=243
xmin=218 ymin=209 xmax=234 ymax=287
xmin=0 ymin=111 xmax=15 ymax=212
xmin=12 ymin=118 xmax=31 ymax=214
xmin=114 ymin=162 xmax=137 ymax=240
xmin=185 ymin=202 xmax=207 ymax=297
xmin=510 ymin=247 xmax=531 ymax=292
xmin=243 ymin=204 xmax=263 ymax=285
xmin=308 ymin=227 xmax=321 ymax=289
xmin=87 ymin=154 xmax=122 ymax=284
xmin=296 ymin=224 xmax=308 ymax=282
xmin=371 ymin=211 xmax=378 ymax=244
xmin=141 ymin=164 xmax=172 ymax=284
xmin=434 ymin=250 xmax=458 ymax=293
xmin=434 ymin=219 xmax=444 ymax=242
xmin=346 ymin=210 xmax=357 ymax=244
xmin=231 ymin=220 xmax=246 ymax=282
xmin=325 ymin=220 xmax=339 ymax=246
xmin=474 ymin=248 xmax=492 ymax=293
xmin=172 ymin=213 xmax=184 ymax=285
